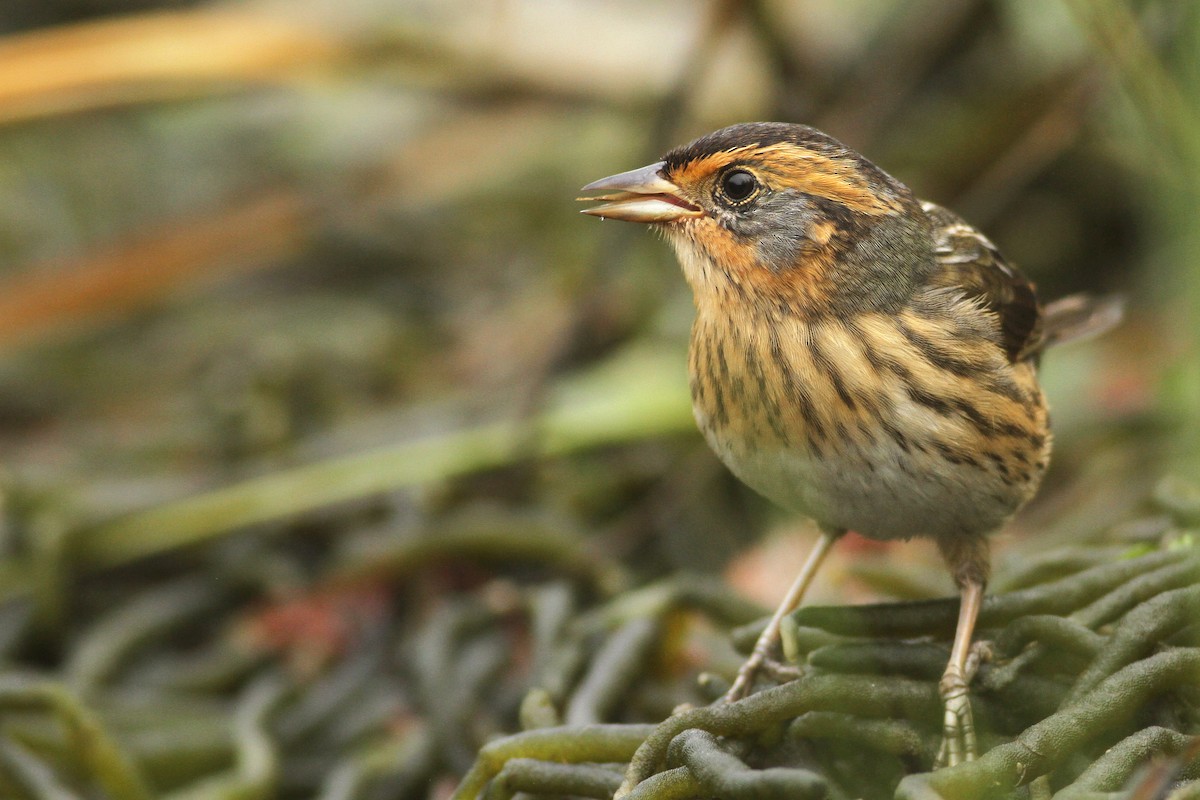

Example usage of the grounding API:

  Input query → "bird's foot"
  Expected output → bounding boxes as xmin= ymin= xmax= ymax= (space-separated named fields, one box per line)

xmin=723 ymin=650 xmax=797 ymax=701
xmin=760 ymin=658 xmax=803 ymax=683
xmin=934 ymin=640 xmax=990 ymax=768
xmin=722 ymin=651 xmax=766 ymax=703
xmin=722 ymin=652 xmax=801 ymax=703
xmin=935 ymin=669 xmax=976 ymax=768
xmin=965 ymin=639 xmax=993 ymax=680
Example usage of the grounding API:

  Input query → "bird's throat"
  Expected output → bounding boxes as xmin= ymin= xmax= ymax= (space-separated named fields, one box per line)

xmin=666 ymin=223 xmax=840 ymax=317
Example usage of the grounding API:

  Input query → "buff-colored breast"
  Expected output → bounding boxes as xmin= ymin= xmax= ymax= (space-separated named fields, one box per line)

xmin=687 ymin=299 xmax=1050 ymax=541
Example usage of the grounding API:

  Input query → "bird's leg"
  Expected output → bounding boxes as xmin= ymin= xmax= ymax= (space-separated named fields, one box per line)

xmin=936 ymin=578 xmax=985 ymax=768
xmin=723 ymin=529 xmax=843 ymax=703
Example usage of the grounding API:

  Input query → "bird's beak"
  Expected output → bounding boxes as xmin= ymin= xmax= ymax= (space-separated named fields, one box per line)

xmin=578 ymin=161 xmax=703 ymax=223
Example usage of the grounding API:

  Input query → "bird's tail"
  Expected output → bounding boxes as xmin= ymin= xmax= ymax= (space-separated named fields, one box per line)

xmin=1042 ymin=294 xmax=1125 ymax=349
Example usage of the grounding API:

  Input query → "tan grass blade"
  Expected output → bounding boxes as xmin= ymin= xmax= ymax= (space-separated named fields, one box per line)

xmin=0 ymin=191 xmax=313 ymax=351
xmin=0 ymin=10 xmax=340 ymax=124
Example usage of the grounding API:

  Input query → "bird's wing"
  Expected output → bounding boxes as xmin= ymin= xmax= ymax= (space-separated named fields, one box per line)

xmin=919 ymin=200 xmax=1044 ymax=363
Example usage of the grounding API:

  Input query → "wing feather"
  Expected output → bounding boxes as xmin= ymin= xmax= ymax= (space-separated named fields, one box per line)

xmin=920 ymin=201 xmax=1044 ymax=363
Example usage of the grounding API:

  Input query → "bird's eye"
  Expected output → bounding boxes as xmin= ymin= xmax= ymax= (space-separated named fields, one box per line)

xmin=719 ymin=169 xmax=759 ymax=205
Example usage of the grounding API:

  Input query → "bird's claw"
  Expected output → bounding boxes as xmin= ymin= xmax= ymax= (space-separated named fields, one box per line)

xmin=935 ymin=665 xmax=978 ymax=768
xmin=964 ymin=639 xmax=993 ymax=679
xmin=936 ymin=637 xmax=991 ymax=767
xmin=722 ymin=653 xmax=800 ymax=702
xmin=760 ymin=658 xmax=803 ymax=683
xmin=723 ymin=653 xmax=764 ymax=702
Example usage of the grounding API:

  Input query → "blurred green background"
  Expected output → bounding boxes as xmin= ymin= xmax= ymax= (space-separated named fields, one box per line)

xmin=0 ymin=0 xmax=1194 ymax=797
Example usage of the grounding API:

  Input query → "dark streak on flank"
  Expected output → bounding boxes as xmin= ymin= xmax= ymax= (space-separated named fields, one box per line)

xmin=934 ymin=440 xmax=983 ymax=470
xmin=905 ymin=381 xmax=1035 ymax=443
xmin=984 ymin=374 xmax=1026 ymax=404
xmin=768 ymin=325 xmax=823 ymax=453
xmin=833 ymin=419 xmax=850 ymax=444
xmin=859 ymin=331 xmax=914 ymax=383
xmin=898 ymin=318 xmax=978 ymax=378
xmin=986 ymin=451 xmax=1012 ymax=479
xmin=906 ymin=384 xmax=953 ymax=417
xmin=880 ymin=418 xmax=911 ymax=454
xmin=709 ymin=331 xmax=728 ymax=427
xmin=746 ymin=341 xmax=789 ymax=442
xmin=951 ymin=398 xmax=1028 ymax=440
xmin=810 ymin=327 xmax=857 ymax=411
xmin=898 ymin=315 xmax=1027 ymax=403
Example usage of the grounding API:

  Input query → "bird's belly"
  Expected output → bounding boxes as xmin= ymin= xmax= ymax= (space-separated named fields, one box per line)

xmin=687 ymin=310 xmax=1050 ymax=541
xmin=700 ymin=421 xmax=1034 ymax=540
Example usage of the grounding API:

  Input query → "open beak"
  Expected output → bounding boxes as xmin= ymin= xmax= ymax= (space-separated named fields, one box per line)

xmin=578 ymin=161 xmax=703 ymax=223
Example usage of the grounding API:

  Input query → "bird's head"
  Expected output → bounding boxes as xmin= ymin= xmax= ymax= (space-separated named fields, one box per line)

xmin=580 ymin=122 xmax=933 ymax=313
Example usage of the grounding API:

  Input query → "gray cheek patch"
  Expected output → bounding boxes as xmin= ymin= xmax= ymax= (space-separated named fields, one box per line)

xmin=739 ymin=191 xmax=816 ymax=272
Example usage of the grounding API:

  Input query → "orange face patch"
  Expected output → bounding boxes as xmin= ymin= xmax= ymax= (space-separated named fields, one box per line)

xmin=668 ymin=144 xmax=761 ymax=189
xmin=667 ymin=142 xmax=900 ymax=217
xmin=674 ymin=216 xmax=838 ymax=313
xmin=755 ymin=142 xmax=901 ymax=215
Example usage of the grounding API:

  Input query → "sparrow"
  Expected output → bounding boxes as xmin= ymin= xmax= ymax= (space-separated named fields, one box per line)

xmin=579 ymin=122 xmax=1121 ymax=766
